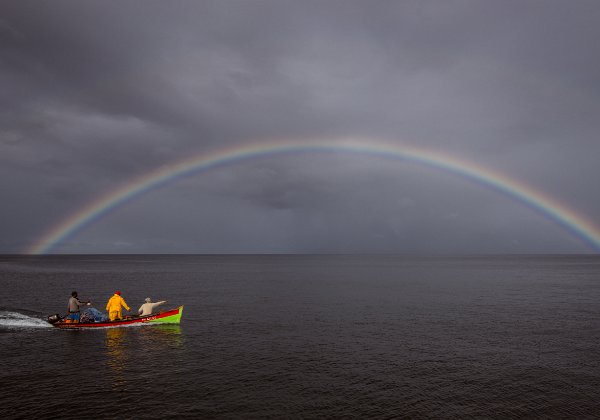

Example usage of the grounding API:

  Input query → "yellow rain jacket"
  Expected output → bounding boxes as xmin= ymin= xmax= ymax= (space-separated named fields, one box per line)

xmin=106 ymin=294 xmax=131 ymax=321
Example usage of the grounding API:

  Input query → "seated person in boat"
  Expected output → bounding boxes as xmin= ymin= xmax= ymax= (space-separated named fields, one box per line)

xmin=138 ymin=297 xmax=167 ymax=316
xmin=106 ymin=291 xmax=130 ymax=321
xmin=66 ymin=291 xmax=91 ymax=323
xmin=80 ymin=307 xmax=109 ymax=323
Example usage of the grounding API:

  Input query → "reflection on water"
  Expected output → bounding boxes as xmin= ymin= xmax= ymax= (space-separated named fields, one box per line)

xmin=104 ymin=325 xmax=184 ymax=389
xmin=138 ymin=324 xmax=183 ymax=348
xmin=105 ymin=328 xmax=128 ymax=388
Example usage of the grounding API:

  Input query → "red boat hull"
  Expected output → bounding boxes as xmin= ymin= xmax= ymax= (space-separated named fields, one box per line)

xmin=51 ymin=306 xmax=183 ymax=329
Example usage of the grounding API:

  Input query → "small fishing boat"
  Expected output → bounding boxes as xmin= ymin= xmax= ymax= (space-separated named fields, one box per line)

xmin=47 ymin=305 xmax=183 ymax=329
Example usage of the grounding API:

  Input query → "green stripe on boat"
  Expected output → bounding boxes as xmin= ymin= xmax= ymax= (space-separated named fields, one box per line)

xmin=147 ymin=305 xmax=183 ymax=324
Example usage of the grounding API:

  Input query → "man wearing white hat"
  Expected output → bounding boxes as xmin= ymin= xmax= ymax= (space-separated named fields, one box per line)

xmin=138 ymin=297 xmax=167 ymax=317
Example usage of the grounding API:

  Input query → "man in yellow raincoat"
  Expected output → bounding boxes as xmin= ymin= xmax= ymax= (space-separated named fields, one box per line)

xmin=106 ymin=291 xmax=130 ymax=321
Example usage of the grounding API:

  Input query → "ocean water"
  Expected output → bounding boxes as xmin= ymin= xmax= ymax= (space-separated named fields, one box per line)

xmin=1 ymin=254 xmax=600 ymax=418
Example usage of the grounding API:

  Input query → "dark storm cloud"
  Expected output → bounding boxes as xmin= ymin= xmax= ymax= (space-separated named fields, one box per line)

xmin=2 ymin=0 xmax=600 ymax=253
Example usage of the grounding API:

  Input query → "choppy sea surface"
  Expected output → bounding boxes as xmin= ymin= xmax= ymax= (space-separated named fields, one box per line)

xmin=1 ymin=254 xmax=600 ymax=418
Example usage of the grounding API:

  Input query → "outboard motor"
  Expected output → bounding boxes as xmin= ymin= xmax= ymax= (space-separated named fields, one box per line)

xmin=47 ymin=314 xmax=61 ymax=324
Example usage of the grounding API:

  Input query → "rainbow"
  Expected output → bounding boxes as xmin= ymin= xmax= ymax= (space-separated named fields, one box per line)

xmin=26 ymin=139 xmax=600 ymax=254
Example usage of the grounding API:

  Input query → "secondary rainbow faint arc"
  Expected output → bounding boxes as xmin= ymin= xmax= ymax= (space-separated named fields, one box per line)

xmin=27 ymin=139 xmax=600 ymax=254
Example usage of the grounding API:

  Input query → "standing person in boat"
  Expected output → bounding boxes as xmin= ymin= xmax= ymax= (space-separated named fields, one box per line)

xmin=106 ymin=291 xmax=131 ymax=321
xmin=138 ymin=297 xmax=168 ymax=316
xmin=66 ymin=291 xmax=91 ymax=323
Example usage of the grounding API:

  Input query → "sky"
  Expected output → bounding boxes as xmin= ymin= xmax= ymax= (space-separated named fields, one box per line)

xmin=2 ymin=0 xmax=600 ymax=254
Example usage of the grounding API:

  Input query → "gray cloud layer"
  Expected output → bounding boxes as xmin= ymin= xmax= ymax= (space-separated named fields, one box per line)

xmin=2 ymin=0 xmax=599 ymax=253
